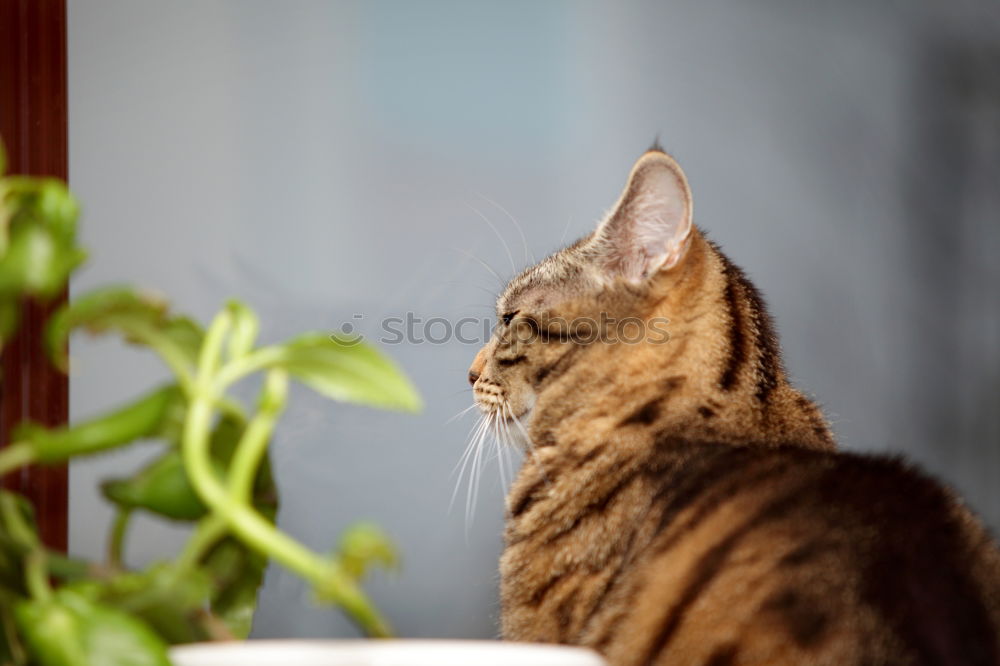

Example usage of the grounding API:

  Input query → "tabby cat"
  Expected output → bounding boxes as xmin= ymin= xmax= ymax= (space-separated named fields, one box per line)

xmin=468 ymin=147 xmax=1000 ymax=665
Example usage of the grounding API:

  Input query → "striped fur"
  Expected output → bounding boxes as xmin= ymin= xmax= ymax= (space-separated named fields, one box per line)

xmin=470 ymin=148 xmax=1000 ymax=665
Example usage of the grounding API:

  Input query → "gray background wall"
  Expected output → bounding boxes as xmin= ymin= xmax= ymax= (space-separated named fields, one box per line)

xmin=67 ymin=0 xmax=1000 ymax=640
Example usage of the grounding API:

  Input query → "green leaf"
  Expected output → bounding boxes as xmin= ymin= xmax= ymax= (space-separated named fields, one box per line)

xmin=202 ymin=538 xmax=268 ymax=639
xmin=34 ymin=180 xmax=80 ymax=244
xmin=1 ymin=177 xmax=79 ymax=241
xmin=259 ymin=333 xmax=422 ymax=412
xmin=0 ymin=492 xmax=92 ymax=594
xmin=44 ymin=286 xmax=206 ymax=373
xmin=45 ymin=286 xmax=169 ymax=370
xmin=196 ymin=410 xmax=279 ymax=638
xmin=0 ymin=225 xmax=83 ymax=300
xmin=6 ymin=225 xmax=56 ymax=293
xmin=12 ymin=595 xmax=86 ymax=666
xmin=0 ymin=177 xmax=84 ymax=302
xmin=100 ymin=411 xmax=277 ymax=524
xmin=161 ymin=315 xmax=205 ymax=365
xmin=336 ymin=522 xmax=399 ymax=580
xmin=14 ymin=385 xmax=182 ymax=463
xmin=0 ymin=530 xmax=92 ymax=594
xmin=205 ymin=412 xmax=279 ymax=519
xmin=15 ymin=588 xmax=171 ymax=666
xmin=94 ymin=565 xmax=213 ymax=645
xmin=101 ymin=451 xmax=206 ymax=521
xmin=198 ymin=411 xmax=279 ymax=639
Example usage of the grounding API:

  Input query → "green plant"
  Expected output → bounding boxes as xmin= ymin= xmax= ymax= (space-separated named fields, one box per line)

xmin=0 ymin=143 xmax=421 ymax=665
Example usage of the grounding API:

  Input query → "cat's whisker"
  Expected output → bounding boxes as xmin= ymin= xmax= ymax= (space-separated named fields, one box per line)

xmin=440 ymin=280 xmax=501 ymax=302
xmin=451 ymin=412 xmax=489 ymax=515
xmin=505 ymin=405 xmax=518 ymax=461
xmin=445 ymin=403 xmax=479 ymax=425
xmin=451 ymin=416 xmax=485 ymax=478
xmin=477 ymin=192 xmax=534 ymax=265
xmin=467 ymin=203 xmax=518 ymax=275
xmin=467 ymin=409 xmax=495 ymax=527
xmin=448 ymin=248 xmax=505 ymax=287
xmin=499 ymin=405 xmax=517 ymax=498
xmin=459 ymin=419 xmax=483 ymax=524
xmin=453 ymin=399 xmax=526 ymax=526
xmin=465 ymin=409 xmax=492 ymax=525
xmin=450 ymin=415 xmax=484 ymax=497
xmin=492 ymin=413 xmax=509 ymax=502
xmin=498 ymin=403 xmax=510 ymax=446
xmin=497 ymin=403 xmax=511 ymax=495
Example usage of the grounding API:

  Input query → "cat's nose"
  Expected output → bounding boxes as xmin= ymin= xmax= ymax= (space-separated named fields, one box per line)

xmin=468 ymin=346 xmax=488 ymax=386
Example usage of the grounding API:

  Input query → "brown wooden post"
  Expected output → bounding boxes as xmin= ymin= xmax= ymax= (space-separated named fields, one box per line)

xmin=0 ymin=0 xmax=69 ymax=551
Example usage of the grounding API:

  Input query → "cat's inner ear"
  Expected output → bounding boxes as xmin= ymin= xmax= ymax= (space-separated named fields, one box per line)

xmin=592 ymin=151 xmax=693 ymax=284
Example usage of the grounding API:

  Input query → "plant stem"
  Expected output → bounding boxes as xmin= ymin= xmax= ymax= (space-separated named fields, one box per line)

xmin=213 ymin=345 xmax=285 ymax=391
xmin=183 ymin=398 xmax=392 ymax=636
xmin=45 ymin=551 xmax=97 ymax=582
xmin=24 ymin=551 xmax=52 ymax=602
xmin=227 ymin=370 xmax=287 ymax=500
xmin=0 ymin=442 xmax=35 ymax=476
xmin=176 ymin=372 xmax=285 ymax=573
xmin=175 ymin=516 xmax=227 ymax=572
xmin=196 ymin=311 xmax=230 ymax=384
xmin=181 ymin=312 xmax=392 ymax=637
xmin=0 ymin=493 xmax=34 ymax=546
xmin=0 ymin=531 xmax=95 ymax=582
xmin=0 ymin=605 xmax=27 ymax=665
xmin=216 ymin=396 xmax=247 ymax=425
xmin=107 ymin=508 xmax=132 ymax=569
xmin=0 ymin=493 xmax=53 ymax=602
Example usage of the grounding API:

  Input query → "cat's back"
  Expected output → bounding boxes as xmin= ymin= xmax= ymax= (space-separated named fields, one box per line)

xmin=482 ymin=148 xmax=1000 ymax=665
xmin=581 ymin=445 xmax=1000 ymax=666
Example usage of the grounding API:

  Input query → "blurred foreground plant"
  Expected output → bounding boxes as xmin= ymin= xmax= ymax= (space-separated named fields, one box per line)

xmin=0 ymin=143 xmax=420 ymax=665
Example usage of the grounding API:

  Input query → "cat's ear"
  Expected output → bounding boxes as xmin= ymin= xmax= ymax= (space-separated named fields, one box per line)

xmin=590 ymin=150 xmax=693 ymax=284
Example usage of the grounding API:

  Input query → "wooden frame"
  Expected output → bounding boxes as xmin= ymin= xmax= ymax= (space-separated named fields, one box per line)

xmin=0 ymin=0 xmax=69 ymax=551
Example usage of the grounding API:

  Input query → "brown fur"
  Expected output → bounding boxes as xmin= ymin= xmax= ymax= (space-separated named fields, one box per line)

xmin=469 ymin=148 xmax=1000 ymax=665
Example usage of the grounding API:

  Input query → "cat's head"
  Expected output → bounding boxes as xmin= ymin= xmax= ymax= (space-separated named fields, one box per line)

xmin=469 ymin=148 xmax=697 ymax=432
